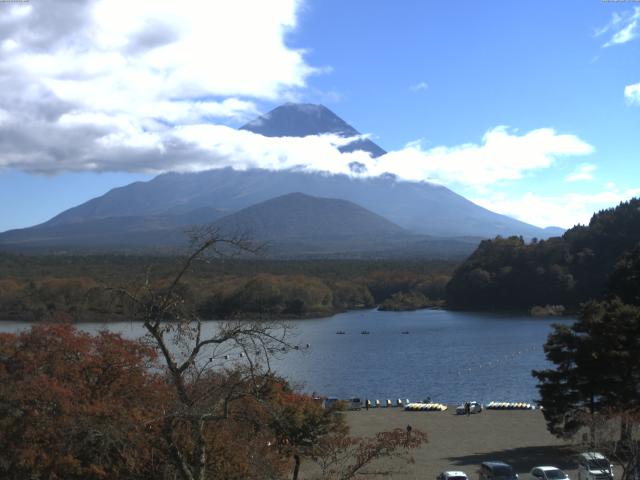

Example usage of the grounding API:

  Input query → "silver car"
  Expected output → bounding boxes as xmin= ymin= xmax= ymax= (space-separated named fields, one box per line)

xmin=456 ymin=401 xmax=483 ymax=415
xmin=529 ymin=466 xmax=570 ymax=480
xmin=438 ymin=471 xmax=469 ymax=480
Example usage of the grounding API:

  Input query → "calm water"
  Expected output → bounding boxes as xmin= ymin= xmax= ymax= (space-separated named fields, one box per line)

xmin=0 ymin=309 xmax=573 ymax=405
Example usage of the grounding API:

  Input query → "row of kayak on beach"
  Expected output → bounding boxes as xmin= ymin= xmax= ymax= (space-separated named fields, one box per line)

xmin=335 ymin=330 xmax=410 ymax=334
xmin=404 ymin=403 xmax=448 ymax=411
xmin=486 ymin=401 xmax=536 ymax=410
xmin=333 ymin=398 xmax=536 ymax=411
xmin=403 ymin=401 xmax=535 ymax=412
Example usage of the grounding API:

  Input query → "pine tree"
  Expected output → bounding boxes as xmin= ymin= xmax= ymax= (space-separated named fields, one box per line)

xmin=533 ymin=299 xmax=640 ymax=440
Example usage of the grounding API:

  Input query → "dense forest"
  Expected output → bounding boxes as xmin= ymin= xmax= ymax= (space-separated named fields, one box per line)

xmin=446 ymin=198 xmax=640 ymax=311
xmin=0 ymin=254 xmax=455 ymax=321
xmin=4 ymin=198 xmax=639 ymax=320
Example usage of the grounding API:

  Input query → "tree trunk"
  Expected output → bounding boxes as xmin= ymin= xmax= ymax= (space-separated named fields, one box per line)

xmin=619 ymin=415 xmax=632 ymax=454
xmin=192 ymin=416 xmax=207 ymax=480
xmin=292 ymin=454 xmax=301 ymax=480
xmin=589 ymin=396 xmax=596 ymax=447
xmin=163 ymin=418 xmax=196 ymax=480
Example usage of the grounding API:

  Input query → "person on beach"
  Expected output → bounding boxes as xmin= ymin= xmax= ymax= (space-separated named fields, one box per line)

xmin=465 ymin=401 xmax=471 ymax=416
xmin=365 ymin=399 xmax=369 ymax=411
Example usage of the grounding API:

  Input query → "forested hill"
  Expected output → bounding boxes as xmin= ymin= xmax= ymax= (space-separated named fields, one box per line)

xmin=445 ymin=198 xmax=640 ymax=311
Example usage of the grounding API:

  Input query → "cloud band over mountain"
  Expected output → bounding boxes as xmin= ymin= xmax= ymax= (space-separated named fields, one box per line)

xmin=0 ymin=0 xmax=593 ymax=191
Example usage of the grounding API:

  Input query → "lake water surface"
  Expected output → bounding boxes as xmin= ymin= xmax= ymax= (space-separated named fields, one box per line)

xmin=0 ymin=309 xmax=573 ymax=405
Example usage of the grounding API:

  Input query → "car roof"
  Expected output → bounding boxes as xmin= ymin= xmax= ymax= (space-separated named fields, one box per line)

xmin=535 ymin=466 xmax=562 ymax=471
xmin=579 ymin=452 xmax=606 ymax=460
xmin=483 ymin=461 xmax=512 ymax=467
xmin=444 ymin=472 xmax=468 ymax=477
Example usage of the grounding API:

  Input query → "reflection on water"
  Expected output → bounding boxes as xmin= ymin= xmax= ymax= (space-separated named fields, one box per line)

xmin=0 ymin=309 xmax=572 ymax=404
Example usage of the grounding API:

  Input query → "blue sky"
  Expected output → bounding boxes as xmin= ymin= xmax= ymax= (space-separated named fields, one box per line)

xmin=0 ymin=0 xmax=638 ymax=231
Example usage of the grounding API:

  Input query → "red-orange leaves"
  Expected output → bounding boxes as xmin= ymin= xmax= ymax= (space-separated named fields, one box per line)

xmin=0 ymin=323 xmax=168 ymax=480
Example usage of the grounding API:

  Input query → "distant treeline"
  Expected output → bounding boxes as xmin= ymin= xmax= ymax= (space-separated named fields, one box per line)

xmin=446 ymin=198 xmax=640 ymax=311
xmin=0 ymin=255 xmax=456 ymax=321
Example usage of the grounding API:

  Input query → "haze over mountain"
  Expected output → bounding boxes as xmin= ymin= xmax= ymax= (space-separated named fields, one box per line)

xmin=0 ymin=103 xmax=564 ymax=254
xmin=0 ymin=207 xmax=225 ymax=250
xmin=207 ymin=192 xmax=478 ymax=257
xmin=213 ymin=192 xmax=403 ymax=239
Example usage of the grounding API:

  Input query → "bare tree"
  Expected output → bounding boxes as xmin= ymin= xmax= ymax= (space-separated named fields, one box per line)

xmin=116 ymin=227 xmax=294 ymax=480
xmin=309 ymin=428 xmax=427 ymax=480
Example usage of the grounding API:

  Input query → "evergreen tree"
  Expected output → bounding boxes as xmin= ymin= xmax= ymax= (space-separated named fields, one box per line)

xmin=533 ymin=299 xmax=640 ymax=439
xmin=608 ymin=245 xmax=640 ymax=305
xmin=447 ymin=198 xmax=640 ymax=311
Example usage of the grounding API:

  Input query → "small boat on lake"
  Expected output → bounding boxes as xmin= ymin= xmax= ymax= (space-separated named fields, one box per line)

xmin=336 ymin=330 xmax=346 ymax=335
xmin=360 ymin=330 xmax=370 ymax=335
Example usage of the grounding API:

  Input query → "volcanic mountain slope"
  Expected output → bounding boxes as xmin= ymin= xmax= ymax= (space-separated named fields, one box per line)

xmin=213 ymin=192 xmax=404 ymax=240
xmin=0 ymin=192 xmax=481 ymax=258
xmin=0 ymin=103 xmax=563 ymax=253
xmin=30 ymin=166 xmax=556 ymax=238
xmin=241 ymin=103 xmax=386 ymax=158
xmin=0 ymin=207 xmax=224 ymax=249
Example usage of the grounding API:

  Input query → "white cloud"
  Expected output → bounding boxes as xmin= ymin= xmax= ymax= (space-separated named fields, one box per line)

xmin=474 ymin=186 xmax=640 ymax=229
xmin=0 ymin=113 xmax=595 ymax=190
xmin=566 ymin=163 xmax=596 ymax=182
xmin=605 ymin=20 xmax=638 ymax=46
xmin=33 ymin=0 xmax=314 ymax=102
xmin=371 ymin=126 xmax=593 ymax=189
xmin=409 ymin=81 xmax=429 ymax=92
xmin=597 ymin=7 xmax=640 ymax=47
xmin=625 ymin=83 xmax=640 ymax=105
xmin=0 ymin=0 xmax=319 ymax=172
xmin=240 ymin=125 xmax=583 ymax=189
xmin=0 ymin=0 xmax=594 ymax=191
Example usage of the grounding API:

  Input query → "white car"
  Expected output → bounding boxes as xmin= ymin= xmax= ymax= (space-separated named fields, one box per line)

xmin=437 ymin=471 xmax=469 ymax=480
xmin=456 ymin=401 xmax=483 ymax=415
xmin=348 ymin=397 xmax=364 ymax=410
xmin=529 ymin=466 xmax=570 ymax=480
xmin=576 ymin=452 xmax=614 ymax=480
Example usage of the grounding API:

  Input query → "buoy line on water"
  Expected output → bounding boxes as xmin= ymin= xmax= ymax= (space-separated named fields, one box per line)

xmin=454 ymin=344 xmax=539 ymax=377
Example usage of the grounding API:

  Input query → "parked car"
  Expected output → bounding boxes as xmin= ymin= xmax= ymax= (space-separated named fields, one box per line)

xmin=456 ymin=401 xmax=483 ymax=415
xmin=529 ymin=466 xmax=570 ymax=480
xmin=479 ymin=461 xmax=518 ymax=480
xmin=348 ymin=397 xmax=364 ymax=410
xmin=438 ymin=471 xmax=469 ymax=480
xmin=576 ymin=452 xmax=614 ymax=480
xmin=323 ymin=397 xmax=340 ymax=409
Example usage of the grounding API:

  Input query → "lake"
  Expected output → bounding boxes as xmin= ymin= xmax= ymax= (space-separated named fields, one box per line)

xmin=0 ymin=308 xmax=573 ymax=405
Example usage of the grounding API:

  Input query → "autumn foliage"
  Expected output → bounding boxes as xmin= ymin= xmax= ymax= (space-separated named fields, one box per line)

xmin=0 ymin=254 xmax=455 ymax=322
xmin=0 ymin=322 xmax=427 ymax=479
xmin=0 ymin=322 xmax=169 ymax=479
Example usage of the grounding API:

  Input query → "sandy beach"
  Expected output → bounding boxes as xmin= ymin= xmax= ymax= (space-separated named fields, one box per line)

xmin=303 ymin=407 xmax=584 ymax=480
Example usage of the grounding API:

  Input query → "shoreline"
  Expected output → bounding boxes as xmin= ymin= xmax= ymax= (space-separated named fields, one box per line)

xmin=0 ymin=305 xmax=425 ymax=324
xmin=0 ymin=305 xmax=575 ymax=324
